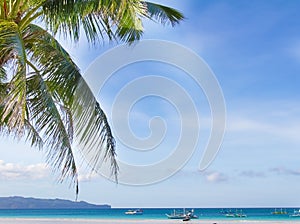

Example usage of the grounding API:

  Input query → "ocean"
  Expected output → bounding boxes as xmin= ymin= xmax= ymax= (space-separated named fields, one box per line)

xmin=0 ymin=208 xmax=299 ymax=221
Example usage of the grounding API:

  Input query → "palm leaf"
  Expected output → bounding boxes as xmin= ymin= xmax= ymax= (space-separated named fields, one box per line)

xmin=0 ymin=67 xmax=6 ymax=82
xmin=26 ymin=73 xmax=77 ymax=181
xmin=0 ymin=68 xmax=6 ymax=103
xmin=73 ymin=79 xmax=118 ymax=179
xmin=41 ymin=0 xmax=183 ymax=44
xmin=24 ymin=118 xmax=43 ymax=150
xmin=0 ymin=21 xmax=27 ymax=135
xmin=145 ymin=2 xmax=184 ymax=26
xmin=25 ymin=23 xmax=118 ymax=180
xmin=114 ymin=0 xmax=146 ymax=43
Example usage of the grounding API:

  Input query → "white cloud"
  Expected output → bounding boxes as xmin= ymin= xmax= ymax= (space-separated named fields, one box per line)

xmin=78 ymin=172 xmax=99 ymax=182
xmin=204 ymin=171 xmax=228 ymax=183
xmin=0 ymin=160 xmax=49 ymax=181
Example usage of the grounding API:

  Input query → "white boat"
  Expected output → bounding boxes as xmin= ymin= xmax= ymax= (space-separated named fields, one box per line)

xmin=125 ymin=209 xmax=143 ymax=215
xmin=166 ymin=209 xmax=198 ymax=219
xmin=290 ymin=209 xmax=300 ymax=217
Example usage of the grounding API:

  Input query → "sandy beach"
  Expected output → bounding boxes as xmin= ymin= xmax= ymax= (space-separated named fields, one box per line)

xmin=0 ymin=219 xmax=299 ymax=224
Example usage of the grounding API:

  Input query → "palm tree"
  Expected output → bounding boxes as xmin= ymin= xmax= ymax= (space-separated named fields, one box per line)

xmin=0 ymin=0 xmax=183 ymax=197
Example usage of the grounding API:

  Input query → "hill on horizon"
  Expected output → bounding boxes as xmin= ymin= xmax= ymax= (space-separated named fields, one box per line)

xmin=0 ymin=196 xmax=111 ymax=209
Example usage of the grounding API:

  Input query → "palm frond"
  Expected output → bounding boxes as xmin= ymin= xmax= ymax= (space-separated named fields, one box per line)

xmin=41 ymin=0 xmax=184 ymax=44
xmin=114 ymin=0 xmax=146 ymax=43
xmin=57 ymin=103 xmax=74 ymax=144
xmin=24 ymin=118 xmax=43 ymax=150
xmin=42 ymin=0 xmax=87 ymax=42
xmin=24 ymin=23 xmax=80 ymax=101
xmin=80 ymin=12 xmax=111 ymax=44
xmin=0 ymin=68 xmax=6 ymax=105
xmin=73 ymin=79 xmax=118 ymax=179
xmin=145 ymin=2 xmax=184 ymax=26
xmin=0 ymin=67 xmax=6 ymax=82
xmin=26 ymin=72 xmax=77 ymax=181
xmin=25 ymin=23 xmax=118 ymax=179
xmin=0 ymin=21 xmax=27 ymax=135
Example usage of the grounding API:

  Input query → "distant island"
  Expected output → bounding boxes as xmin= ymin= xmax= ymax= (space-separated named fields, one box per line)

xmin=0 ymin=196 xmax=111 ymax=209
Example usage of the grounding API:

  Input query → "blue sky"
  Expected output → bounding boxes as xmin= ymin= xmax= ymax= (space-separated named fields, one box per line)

xmin=1 ymin=0 xmax=300 ymax=208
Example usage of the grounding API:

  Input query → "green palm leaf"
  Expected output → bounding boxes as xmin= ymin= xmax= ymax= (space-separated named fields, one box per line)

xmin=0 ymin=21 xmax=27 ymax=135
xmin=26 ymin=72 xmax=77 ymax=181
xmin=41 ymin=0 xmax=184 ymax=44
xmin=24 ymin=118 xmax=43 ymax=150
xmin=25 ymin=23 xmax=118 ymax=182
xmin=73 ymin=79 xmax=118 ymax=179
xmin=145 ymin=2 xmax=184 ymax=26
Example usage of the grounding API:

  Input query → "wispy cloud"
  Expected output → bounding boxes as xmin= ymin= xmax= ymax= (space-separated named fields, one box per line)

xmin=0 ymin=160 xmax=49 ymax=181
xmin=270 ymin=167 xmax=300 ymax=176
xmin=239 ymin=170 xmax=265 ymax=178
xmin=286 ymin=40 xmax=300 ymax=63
xmin=226 ymin=102 xmax=300 ymax=143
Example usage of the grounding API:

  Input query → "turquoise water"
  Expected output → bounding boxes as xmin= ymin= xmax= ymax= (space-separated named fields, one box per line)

xmin=0 ymin=208 xmax=299 ymax=221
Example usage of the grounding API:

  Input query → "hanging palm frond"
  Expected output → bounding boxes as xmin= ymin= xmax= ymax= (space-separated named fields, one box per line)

xmin=25 ymin=23 xmax=118 ymax=183
xmin=0 ymin=21 xmax=27 ymax=135
xmin=145 ymin=2 xmax=184 ymax=26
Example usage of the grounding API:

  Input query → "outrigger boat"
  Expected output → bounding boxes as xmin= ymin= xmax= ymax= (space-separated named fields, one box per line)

xmin=224 ymin=209 xmax=247 ymax=218
xmin=125 ymin=209 xmax=143 ymax=215
xmin=290 ymin=209 xmax=300 ymax=217
xmin=271 ymin=208 xmax=287 ymax=215
xmin=166 ymin=209 xmax=198 ymax=219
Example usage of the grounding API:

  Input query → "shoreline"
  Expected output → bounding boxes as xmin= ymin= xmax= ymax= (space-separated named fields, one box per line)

xmin=0 ymin=218 xmax=300 ymax=224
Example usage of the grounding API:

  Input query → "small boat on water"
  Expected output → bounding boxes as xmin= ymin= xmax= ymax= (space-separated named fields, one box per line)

xmin=225 ymin=212 xmax=235 ymax=218
xmin=235 ymin=210 xmax=247 ymax=218
xmin=125 ymin=209 xmax=143 ymax=215
xmin=271 ymin=208 xmax=287 ymax=215
xmin=290 ymin=209 xmax=300 ymax=217
xmin=224 ymin=209 xmax=247 ymax=218
xmin=166 ymin=209 xmax=198 ymax=219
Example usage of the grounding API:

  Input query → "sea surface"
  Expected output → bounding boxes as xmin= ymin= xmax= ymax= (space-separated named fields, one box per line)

xmin=0 ymin=208 xmax=299 ymax=221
